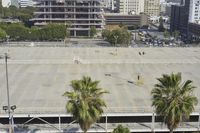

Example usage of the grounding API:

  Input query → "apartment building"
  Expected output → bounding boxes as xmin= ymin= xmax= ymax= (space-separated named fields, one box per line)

xmin=189 ymin=0 xmax=200 ymax=23
xmin=144 ymin=0 xmax=160 ymax=16
xmin=119 ymin=0 xmax=145 ymax=15
xmin=32 ymin=0 xmax=104 ymax=37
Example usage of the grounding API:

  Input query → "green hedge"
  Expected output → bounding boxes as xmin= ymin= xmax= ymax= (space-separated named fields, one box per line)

xmin=0 ymin=23 xmax=69 ymax=41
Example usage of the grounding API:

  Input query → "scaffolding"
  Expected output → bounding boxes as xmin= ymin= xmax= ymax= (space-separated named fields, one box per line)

xmin=32 ymin=0 xmax=104 ymax=37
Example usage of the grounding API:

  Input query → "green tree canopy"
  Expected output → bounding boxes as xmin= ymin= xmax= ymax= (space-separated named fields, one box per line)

xmin=0 ymin=5 xmax=37 ymax=22
xmin=5 ymin=23 xmax=29 ymax=40
xmin=90 ymin=26 xmax=97 ymax=38
xmin=112 ymin=125 xmax=130 ymax=133
xmin=163 ymin=30 xmax=170 ymax=39
xmin=0 ymin=23 xmax=69 ymax=41
xmin=39 ymin=24 xmax=67 ymax=40
xmin=102 ymin=28 xmax=132 ymax=47
xmin=173 ymin=30 xmax=180 ymax=41
xmin=151 ymin=73 xmax=198 ymax=133
xmin=0 ymin=28 xmax=7 ymax=40
xmin=63 ymin=76 xmax=108 ymax=133
xmin=158 ymin=17 xmax=165 ymax=32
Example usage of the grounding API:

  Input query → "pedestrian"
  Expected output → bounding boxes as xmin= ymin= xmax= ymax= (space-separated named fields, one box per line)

xmin=138 ymin=75 xmax=140 ymax=80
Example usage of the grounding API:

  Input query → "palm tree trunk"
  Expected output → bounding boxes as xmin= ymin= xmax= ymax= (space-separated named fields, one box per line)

xmin=170 ymin=129 xmax=173 ymax=133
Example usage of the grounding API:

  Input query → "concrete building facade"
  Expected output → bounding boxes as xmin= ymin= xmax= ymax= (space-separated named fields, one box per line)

xmin=144 ymin=0 xmax=160 ymax=16
xmin=19 ymin=0 xmax=33 ymax=7
xmin=32 ymin=0 xmax=104 ymax=37
xmin=119 ymin=0 xmax=145 ymax=15
xmin=104 ymin=13 xmax=148 ymax=27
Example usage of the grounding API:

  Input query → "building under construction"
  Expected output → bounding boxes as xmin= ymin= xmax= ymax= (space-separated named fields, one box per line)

xmin=32 ymin=0 xmax=104 ymax=37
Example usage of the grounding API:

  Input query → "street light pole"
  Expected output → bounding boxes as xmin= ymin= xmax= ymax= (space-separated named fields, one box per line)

xmin=4 ymin=53 xmax=12 ymax=133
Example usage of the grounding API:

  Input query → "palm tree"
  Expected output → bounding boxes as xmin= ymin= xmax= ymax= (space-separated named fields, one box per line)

xmin=151 ymin=73 xmax=198 ymax=133
xmin=63 ymin=76 xmax=108 ymax=133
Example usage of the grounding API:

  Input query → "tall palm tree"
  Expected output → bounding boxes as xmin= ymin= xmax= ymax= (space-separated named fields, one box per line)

xmin=151 ymin=73 xmax=198 ymax=133
xmin=63 ymin=76 xmax=108 ymax=133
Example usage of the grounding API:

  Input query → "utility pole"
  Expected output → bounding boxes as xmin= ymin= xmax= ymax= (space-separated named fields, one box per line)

xmin=4 ymin=53 xmax=12 ymax=133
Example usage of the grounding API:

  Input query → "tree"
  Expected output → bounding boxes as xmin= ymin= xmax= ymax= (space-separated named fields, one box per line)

xmin=163 ymin=30 xmax=170 ymax=39
xmin=4 ymin=23 xmax=29 ymax=40
xmin=9 ymin=6 xmax=18 ymax=18
xmin=158 ymin=17 xmax=165 ymax=32
xmin=1 ymin=6 xmax=36 ymax=22
xmin=0 ymin=23 xmax=69 ymax=41
xmin=112 ymin=125 xmax=130 ymax=133
xmin=102 ymin=28 xmax=132 ymax=47
xmin=63 ymin=76 xmax=108 ymax=133
xmin=44 ymin=24 xmax=67 ymax=40
xmin=173 ymin=30 xmax=180 ymax=41
xmin=151 ymin=73 xmax=198 ymax=133
xmin=90 ymin=26 xmax=97 ymax=38
xmin=0 ymin=28 xmax=7 ymax=40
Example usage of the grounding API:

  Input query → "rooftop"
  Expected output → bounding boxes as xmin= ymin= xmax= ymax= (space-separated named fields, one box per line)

xmin=0 ymin=47 xmax=200 ymax=114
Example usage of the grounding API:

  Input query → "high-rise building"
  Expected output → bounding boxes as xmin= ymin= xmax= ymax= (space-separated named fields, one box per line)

xmin=32 ymin=0 xmax=104 ymax=37
xmin=189 ymin=0 xmax=200 ymax=23
xmin=144 ymin=0 xmax=160 ymax=16
xmin=119 ymin=0 xmax=145 ymax=15
xmin=170 ymin=0 xmax=191 ymax=36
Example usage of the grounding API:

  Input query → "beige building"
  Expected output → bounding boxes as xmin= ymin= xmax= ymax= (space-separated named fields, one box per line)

xmin=119 ymin=0 xmax=145 ymax=15
xmin=144 ymin=0 xmax=160 ymax=16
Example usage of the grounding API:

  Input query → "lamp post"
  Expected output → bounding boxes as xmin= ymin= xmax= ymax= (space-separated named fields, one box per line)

xmin=113 ymin=35 xmax=118 ymax=55
xmin=3 ymin=105 xmax=16 ymax=133
xmin=6 ymin=35 xmax=10 ymax=47
xmin=114 ymin=35 xmax=118 ymax=47
xmin=0 ymin=53 xmax=13 ymax=133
